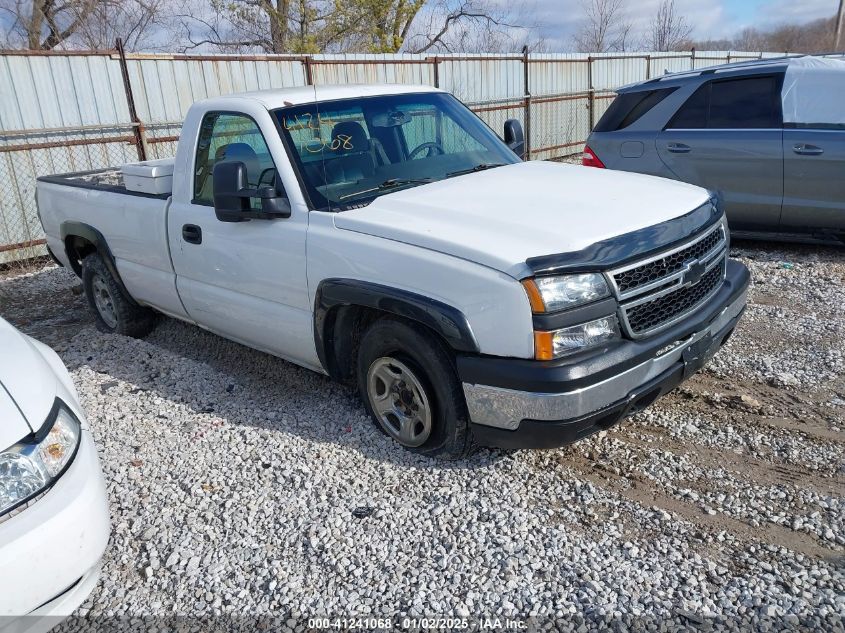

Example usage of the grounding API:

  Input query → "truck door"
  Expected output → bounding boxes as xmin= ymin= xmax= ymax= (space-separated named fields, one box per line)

xmin=167 ymin=110 xmax=321 ymax=371
xmin=656 ymin=74 xmax=784 ymax=232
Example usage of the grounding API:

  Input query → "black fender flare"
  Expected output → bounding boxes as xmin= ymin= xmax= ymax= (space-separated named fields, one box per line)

xmin=314 ymin=278 xmax=479 ymax=378
xmin=60 ymin=221 xmax=138 ymax=304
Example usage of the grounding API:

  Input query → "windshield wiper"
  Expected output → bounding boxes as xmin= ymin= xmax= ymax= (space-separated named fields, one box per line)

xmin=338 ymin=178 xmax=432 ymax=201
xmin=446 ymin=163 xmax=505 ymax=178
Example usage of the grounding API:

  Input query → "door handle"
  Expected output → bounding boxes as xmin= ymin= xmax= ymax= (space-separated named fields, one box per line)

xmin=666 ymin=142 xmax=691 ymax=153
xmin=182 ymin=224 xmax=202 ymax=244
xmin=793 ymin=143 xmax=823 ymax=156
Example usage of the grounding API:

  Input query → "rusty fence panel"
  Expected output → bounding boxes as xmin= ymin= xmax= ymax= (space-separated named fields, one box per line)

xmin=0 ymin=48 xmax=784 ymax=263
xmin=0 ymin=48 xmax=141 ymax=264
xmin=0 ymin=127 xmax=141 ymax=264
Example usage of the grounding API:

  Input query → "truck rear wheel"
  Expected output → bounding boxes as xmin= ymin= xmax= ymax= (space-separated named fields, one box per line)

xmin=356 ymin=318 xmax=473 ymax=459
xmin=81 ymin=252 xmax=156 ymax=338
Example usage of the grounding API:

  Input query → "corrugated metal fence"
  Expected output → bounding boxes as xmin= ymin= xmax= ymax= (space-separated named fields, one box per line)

xmin=0 ymin=47 xmax=778 ymax=263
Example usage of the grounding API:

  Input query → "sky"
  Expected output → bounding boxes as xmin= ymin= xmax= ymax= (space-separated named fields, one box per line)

xmin=0 ymin=0 xmax=837 ymax=52
xmin=529 ymin=0 xmax=839 ymax=49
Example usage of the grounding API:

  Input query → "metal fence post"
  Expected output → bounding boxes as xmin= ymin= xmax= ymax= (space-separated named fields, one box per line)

xmin=115 ymin=38 xmax=147 ymax=162
xmin=303 ymin=55 xmax=314 ymax=85
xmin=432 ymin=56 xmax=439 ymax=88
xmin=690 ymin=47 xmax=696 ymax=70
xmin=587 ymin=55 xmax=594 ymax=132
xmin=646 ymin=54 xmax=651 ymax=79
xmin=522 ymin=46 xmax=531 ymax=160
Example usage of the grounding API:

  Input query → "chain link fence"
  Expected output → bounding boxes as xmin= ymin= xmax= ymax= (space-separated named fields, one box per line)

xmin=0 ymin=126 xmax=141 ymax=266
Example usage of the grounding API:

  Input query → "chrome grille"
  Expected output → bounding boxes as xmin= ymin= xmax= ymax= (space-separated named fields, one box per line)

xmin=614 ymin=227 xmax=723 ymax=295
xmin=624 ymin=260 xmax=725 ymax=335
xmin=609 ymin=221 xmax=727 ymax=338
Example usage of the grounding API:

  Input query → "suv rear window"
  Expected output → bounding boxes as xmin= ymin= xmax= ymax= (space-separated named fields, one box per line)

xmin=668 ymin=75 xmax=782 ymax=129
xmin=593 ymin=88 xmax=677 ymax=132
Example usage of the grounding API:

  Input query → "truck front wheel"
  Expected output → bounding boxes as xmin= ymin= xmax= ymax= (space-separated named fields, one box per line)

xmin=81 ymin=252 xmax=155 ymax=337
xmin=356 ymin=318 xmax=473 ymax=459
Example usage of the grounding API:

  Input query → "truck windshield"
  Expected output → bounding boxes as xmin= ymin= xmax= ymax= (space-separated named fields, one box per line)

xmin=274 ymin=92 xmax=520 ymax=211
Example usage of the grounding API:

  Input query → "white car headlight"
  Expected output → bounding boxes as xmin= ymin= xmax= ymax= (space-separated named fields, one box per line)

xmin=0 ymin=401 xmax=81 ymax=517
xmin=534 ymin=316 xmax=621 ymax=359
xmin=523 ymin=273 xmax=610 ymax=312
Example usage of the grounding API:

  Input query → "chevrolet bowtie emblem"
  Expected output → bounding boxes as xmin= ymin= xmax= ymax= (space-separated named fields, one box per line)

xmin=682 ymin=260 xmax=706 ymax=286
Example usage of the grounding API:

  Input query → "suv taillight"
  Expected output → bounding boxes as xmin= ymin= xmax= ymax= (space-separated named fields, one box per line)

xmin=582 ymin=145 xmax=605 ymax=168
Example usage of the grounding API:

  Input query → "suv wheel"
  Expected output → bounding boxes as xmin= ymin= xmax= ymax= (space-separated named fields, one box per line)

xmin=356 ymin=318 xmax=473 ymax=459
xmin=81 ymin=252 xmax=156 ymax=337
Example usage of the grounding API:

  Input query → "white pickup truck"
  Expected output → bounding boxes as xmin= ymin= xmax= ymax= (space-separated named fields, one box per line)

xmin=37 ymin=84 xmax=750 ymax=458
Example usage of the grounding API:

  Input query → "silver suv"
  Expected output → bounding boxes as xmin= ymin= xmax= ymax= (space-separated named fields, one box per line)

xmin=583 ymin=55 xmax=845 ymax=244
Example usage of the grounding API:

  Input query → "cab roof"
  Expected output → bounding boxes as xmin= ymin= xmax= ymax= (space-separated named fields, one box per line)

xmin=196 ymin=83 xmax=444 ymax=110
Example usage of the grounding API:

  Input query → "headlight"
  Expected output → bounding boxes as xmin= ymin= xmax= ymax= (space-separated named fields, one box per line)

xmin=0 ymin=401 xmax=81 ymax=517
xmin=534 ymin=316 xmax=620 ymax=360
xmin=522 ymin=273 xmax=610 ymax=312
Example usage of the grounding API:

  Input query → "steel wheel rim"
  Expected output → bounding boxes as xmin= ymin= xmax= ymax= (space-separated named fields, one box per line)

xmin=366 ymin=357 xmax=432 ymax=447
xmin=91 ymin=274 xmax=118 ymax=328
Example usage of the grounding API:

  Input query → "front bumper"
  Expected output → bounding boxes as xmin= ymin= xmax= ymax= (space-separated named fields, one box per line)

xmin=460 ymin=259 xmax=750 ymax=449
xmin=0 ymin=431 xmax=110 ymax=628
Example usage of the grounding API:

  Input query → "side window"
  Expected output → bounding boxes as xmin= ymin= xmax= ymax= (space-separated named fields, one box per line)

xmin=667 ymin=84 xmax=708 ymax=129
xmin=668 ymin=75 xmax=780 ymax=130
xmin=709 ymin=76 xmax=778 ymax=128
xmin=593 ymin=88 xmax=677 ymax=132
xmin=194 ymin=113 xmax=277 ymax=206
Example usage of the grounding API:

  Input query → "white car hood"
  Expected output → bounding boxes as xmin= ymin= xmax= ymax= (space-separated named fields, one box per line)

xmin=0 ymin=387 xmax=30 ymax=451
xmin=334 ymin=161 xmax=711 ymax=277
xmin=0 ymin=318 xmax=57 ymax=443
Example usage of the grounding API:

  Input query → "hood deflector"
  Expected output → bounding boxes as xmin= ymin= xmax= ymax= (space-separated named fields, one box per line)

xmin=526 ymin=202 xmax=720 ymax=276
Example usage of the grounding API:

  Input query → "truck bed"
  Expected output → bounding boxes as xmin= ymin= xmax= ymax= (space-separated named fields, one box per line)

xmin=37 ymin=168 xmax=169 ymax=200
xmin=37 ymin=167 xmax=184 ymax=319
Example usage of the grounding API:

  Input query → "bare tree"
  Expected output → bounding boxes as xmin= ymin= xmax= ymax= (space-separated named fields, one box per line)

xmin=331 ymin=0 xmax=425 ymax=53
xmin=573 ymin=0 xmax=630 ymax=53
xmin=686 ymin=16 xmax=837 ymax=54
xmin=1 ymin=0 xmax=99 ymax=48
xmin=763 ymin=18 xmax=835 ymax=52
xmin=645 ymin=0 xmax=692 ymax=51
xmin=76 ymin=0 xmax=175 ymax=50
xmin=174 ymin=0 xmax=323 ymax=53
xmin=402 ymin=0 xmax=538 ymax=54
xmin=174 ymin=0 xmax=538 ymax=54
xmin=0 ymin=0 xmax=170 ymax=49
xmin=176 ymin=0 xmax=422 ymax=53
xmin=732 ymin=27 xmax=766 ymax=52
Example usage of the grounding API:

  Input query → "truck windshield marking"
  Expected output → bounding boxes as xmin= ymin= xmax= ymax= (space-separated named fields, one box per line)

xmin=273 ymin=92 xmax=520 ymax=212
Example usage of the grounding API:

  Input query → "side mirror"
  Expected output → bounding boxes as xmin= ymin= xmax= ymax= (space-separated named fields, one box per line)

xmin=503 ymin=119 xmax=525 ymax=159
xmin=212 ymin=161 xmax=291 ymax=222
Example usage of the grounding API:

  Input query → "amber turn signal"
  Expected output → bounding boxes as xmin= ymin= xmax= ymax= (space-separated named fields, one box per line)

xmin=521 ymin=279 xmax=546 ymax=313
xmin=533 ymin=331 xmax=555 ymax=361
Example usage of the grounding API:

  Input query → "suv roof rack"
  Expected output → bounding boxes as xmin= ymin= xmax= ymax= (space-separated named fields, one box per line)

xmin=640 ymin=52 xmax=845 ymax=86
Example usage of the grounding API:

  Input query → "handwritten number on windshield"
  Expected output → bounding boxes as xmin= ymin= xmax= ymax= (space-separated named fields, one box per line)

xmin=283 ymin=112 xmax=356 ymax=153
xmin=303 ymin=133 xmax=353 ymax=153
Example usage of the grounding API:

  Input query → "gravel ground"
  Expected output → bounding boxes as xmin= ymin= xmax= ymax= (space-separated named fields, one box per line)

xmin=1 ymin=241 xmax=843 ymax=631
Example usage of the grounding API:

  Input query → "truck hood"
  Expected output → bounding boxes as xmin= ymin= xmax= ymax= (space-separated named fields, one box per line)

xmin=334 ymin=161 xmax=711 ymax=278
xmin=0 ymin=318 xmax=57 ymax=441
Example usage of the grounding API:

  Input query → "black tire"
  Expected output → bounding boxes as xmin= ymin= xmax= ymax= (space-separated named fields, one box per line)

xmin=356 ymin=317 xmax=473 ymax=459
xmin=81 ymin=252 xmax=156 ymax=337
